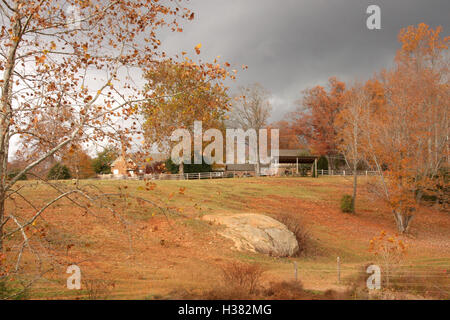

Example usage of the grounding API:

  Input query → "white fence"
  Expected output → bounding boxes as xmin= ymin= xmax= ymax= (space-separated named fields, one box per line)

xmin=317 ymin=169 xmax=379 ymax=176
xmin=98 ymin=172 xmax=227 ymax=181
xmin=97 ymin=169 xmax=380 ymax=181
xmin=145 ymin=171 xmax=259 ymax=180
xmin=148 ymin=172 xmax=225 ymax=180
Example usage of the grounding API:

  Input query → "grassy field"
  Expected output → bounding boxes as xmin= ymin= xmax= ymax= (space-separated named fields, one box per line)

xmin=4 ymin=176 xmax=449 ymax=299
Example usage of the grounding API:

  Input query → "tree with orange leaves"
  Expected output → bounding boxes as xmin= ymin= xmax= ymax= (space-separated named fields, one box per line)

xmin=141 ymin=59 xmax=232 ymax=174
xmin=291 ymin=77 xmax=346 ymax=169
xmin=269 ymin=120 xmax=306 ymax=150
xmin=0 ymin=0 xmax=235 ymax=283
xmin=62 ymin=145 xmax=95 ymax=180
xmin=360 ymin=24 xmax=449 ymax=233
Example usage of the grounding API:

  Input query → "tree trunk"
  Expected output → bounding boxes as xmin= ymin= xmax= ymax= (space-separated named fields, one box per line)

xmin=0 ymin=117 xmax=10 ymax=253
xmin=0 ymin=191 xmax=5 ymax=252
xmin=0 ymin=76 xmax=12 ymax=255
xmin=352 ymin=161 xmax=357 ymax=213
xmin=394 ymin=210 xmax=414 ymax=233
xmin=255 ymin=139 xmax=260 ymax=177
xmin=179 ymin=161 xmax=184 ymax=175
xmin=0 ymin=112 xmax=11 ymax=253
xmin=0 ymin=107 xmax=10 ymax=253
xmin=0 ymin=4 xmax=20 ymax=253
xmin=0 ymin=101 xmax=9 ymax=253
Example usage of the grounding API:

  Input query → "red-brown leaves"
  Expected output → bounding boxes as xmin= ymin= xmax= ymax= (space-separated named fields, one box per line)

xmin=290 ymin=77 xmax=346 ymax=157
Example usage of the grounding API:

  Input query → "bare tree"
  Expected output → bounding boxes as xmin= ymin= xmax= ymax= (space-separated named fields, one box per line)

xmin=229 ymin=83 xmax=272 ymax=175
xmin=336 ymin=83 xmax=370 ymax=213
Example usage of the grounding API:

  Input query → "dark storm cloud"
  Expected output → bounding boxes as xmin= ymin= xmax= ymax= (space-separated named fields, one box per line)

xmin=159 ymin=0 xmax=450 ymax=121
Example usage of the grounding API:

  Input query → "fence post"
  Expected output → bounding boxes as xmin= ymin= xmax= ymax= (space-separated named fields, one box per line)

xmin=365 ymin=170 xmax=368 ymax=176
xmin=331 ymin=170 xmax=333 ymax=176
xmin=343 ymin=170 xmax=346 ymax=176
xmin=198 ymin=173 xmax=201 ymax=180
xmin=337 ymin=257 xmax=341 ymax=284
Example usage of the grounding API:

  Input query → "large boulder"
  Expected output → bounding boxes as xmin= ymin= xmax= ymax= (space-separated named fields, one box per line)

xmin=203 ymin=213 xmax=299 ymax=257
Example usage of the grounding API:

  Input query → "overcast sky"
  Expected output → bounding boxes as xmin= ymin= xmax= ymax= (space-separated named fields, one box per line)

xmin=159 ymin=0 xmax=450 ymax=122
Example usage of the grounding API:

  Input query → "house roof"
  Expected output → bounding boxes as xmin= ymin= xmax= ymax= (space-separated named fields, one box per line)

xmin=276 ymin=149 xmax=318 ymax=164
xmin=111 ymin=156 xmax=138 ymax=169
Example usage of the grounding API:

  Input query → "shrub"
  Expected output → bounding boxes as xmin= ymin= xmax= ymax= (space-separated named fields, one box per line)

xmin=220 ymin=261 xmax=264 ymax=295
xmin=145 ymin=161 xmax=165 ymax=174
xmin=276 ymin=215 xmax=312 ymax=257
xmin=0 ymin=279 xmax=28 ymax=300
xmin=92 ymin=147 xmax=118 ymax=174
xmin=164 ymin=158 xmax=179 ymax=173
xmin=7 ymin=169 xmax=27 ymax=181
xmin=416 ymin=168 xmax=449 ymax=207
xmin=297 ymin=164 xmax=310 ymax=177
xmin=194 ymin=262 xmax=264 ymax=300
xmin=164 ymin=158 xmax=212 ymax=174
xmin=47 ymin=163 xmax=72 ymax=180
xmin=317 ymin=156 xmax=328 ymax=171
xmin=264 ymin=281 xmax=305 ymax=299
xmin=340 ymin=194 xmax=354 ymax=213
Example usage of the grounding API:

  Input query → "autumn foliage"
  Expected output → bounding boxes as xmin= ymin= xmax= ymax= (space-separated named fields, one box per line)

xmin=358 ymin=24 xmax=449 ymax=232
xmin=290 ymin=77 xmax=346 ymax=168
xmin=288 ymin=24 xmax=448 ymax=232
xmin=369 ymin=231 xmax=407 ymax=286
xmin=141 ymin=59 xmax=231 ymax=152
xmin=0 ymin=0 xmax=235 ymax=285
